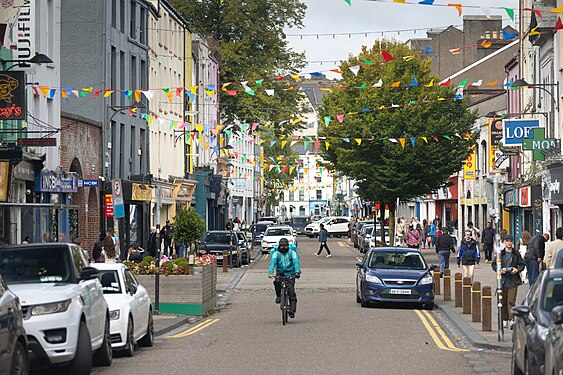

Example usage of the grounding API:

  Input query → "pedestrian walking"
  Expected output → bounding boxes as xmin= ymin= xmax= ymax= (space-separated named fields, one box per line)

xmin=492 ymin=234 xmax=525 ymax=329
xmin=481 ymin=221 xmax=496 ymax=263
xmin=456 ymin=230 xmax=480 ymax=282
xmin=545 ymin=227 xmax=563 ymax=269
xmin=517 ymin=231 xmax=531 ymax=284
xmin=433 ymin=216 xmax=442 ymax=229
xmin=101 ymin=236 xmax=117 ymax=263
xmin=147 ymin=226 xmax=158 ymax=257
xmin=406 ymin=225 xmax=421 ymax=249
xmin=429 ymin=222 xmax=436 ymax=248
xmin=315 ymin=224 xmax=331 ymax=257
xmin=526 ymin=232 xmax=549 ymax=285
xmin=161 ymin=219 xmax=173 ymax=257
xmin=422 ymin=219 xmax=430 ymax=249
xmin=416 ymin=224 xmax=424 ymax=249
xmin=93 ymin=231 xmax=105 ymax=262
xmin=435 ymin=227 xmax=455 ymax=276
xmin=466 ymin=221 xmax=481 ymax=241
xmin=396 ymin=218 xmax=405 ymax=246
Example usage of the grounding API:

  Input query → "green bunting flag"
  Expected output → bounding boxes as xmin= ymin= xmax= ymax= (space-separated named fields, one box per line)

xmin=360 ymin=56 xmax=375 ymax=65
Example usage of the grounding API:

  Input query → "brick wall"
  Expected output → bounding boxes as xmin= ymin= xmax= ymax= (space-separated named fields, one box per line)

xmin=60 ymin=113 xmax=103 ymax=254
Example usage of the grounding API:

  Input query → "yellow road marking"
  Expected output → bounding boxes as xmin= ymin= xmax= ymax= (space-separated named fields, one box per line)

xmin=414 ymin=310 xmax=467 ymax=352
xmin=356 ymin=257 xmax=363 ymax=262
xmin=167 ymin=319 xmax=220 ymax=339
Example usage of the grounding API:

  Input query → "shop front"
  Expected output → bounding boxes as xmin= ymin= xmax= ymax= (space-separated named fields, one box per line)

xmin=151 ymin=181 xmax=175 ymax=225
xmin=432 ymin=176 xmax=458 ymax=229
xmin=122 ymin=181 xmax=152 ymax=253
xmin=173 ymin=178 xmax=197 ymax=218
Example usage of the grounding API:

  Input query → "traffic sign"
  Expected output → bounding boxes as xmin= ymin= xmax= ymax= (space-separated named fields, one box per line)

xmin=112 ymin=179 xmax=125 ymax=219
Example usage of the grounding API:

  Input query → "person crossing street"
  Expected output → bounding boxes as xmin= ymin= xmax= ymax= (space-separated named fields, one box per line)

xmin=315 ymin=223 xmax=332 ymax=257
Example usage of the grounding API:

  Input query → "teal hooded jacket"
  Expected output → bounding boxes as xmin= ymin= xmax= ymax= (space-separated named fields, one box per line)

xmin=268 ymin=244 xmax=300 ymax=275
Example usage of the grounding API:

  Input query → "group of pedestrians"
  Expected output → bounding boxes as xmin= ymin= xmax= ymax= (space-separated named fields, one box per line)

xmin=397 ymin=216 xmax=444 ymax=249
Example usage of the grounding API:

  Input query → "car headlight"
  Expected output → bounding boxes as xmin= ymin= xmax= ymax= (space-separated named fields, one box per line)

xmin=31 ymin=300 xmax=71 ymax=316
xmin=538 ymin=325 xmax=549 ymax=342
xmin=109 ymin=309 xmax=120 ymax=320
xmin=365 ymin=275 xmax=383 ymax=284
xmin=419 ymin=275 xmax=433 ymax=285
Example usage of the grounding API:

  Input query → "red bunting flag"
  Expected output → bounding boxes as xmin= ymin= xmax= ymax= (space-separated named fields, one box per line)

xmin=555 ymin=17 xmax=563 ymax=31
xmin=227 ymin=90 xmax=237 ymax=96
xmin=439 ymin=78 xmax=451 ymax=86
xmin=381 ymin=50 xmax=395 ymax=62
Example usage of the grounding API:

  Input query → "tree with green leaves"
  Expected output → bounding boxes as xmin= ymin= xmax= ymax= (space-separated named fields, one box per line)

xmin=173 ymin=208 xmax=206 ymax=255
xmin=171 ymin=0 xmax=307 ymax=125
xmin=319 ymin=40 xmax=477 ymax=245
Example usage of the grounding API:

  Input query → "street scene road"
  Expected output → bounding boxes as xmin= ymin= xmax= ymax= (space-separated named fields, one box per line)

xmin=90 ymin=237 xmax=511 ymax=375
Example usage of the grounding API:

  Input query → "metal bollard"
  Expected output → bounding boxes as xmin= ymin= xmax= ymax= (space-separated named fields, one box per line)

xmin=462 ymin=277 xmax=472 ymax=314
xmin=433 ymin=269 xmax=441 ymax=295
xmin=482 ymin=286 xmax=492 ymax=331
xmin=472 ymin=281 xmax=482 ymax=322
xmin=443 ymin=269 xmax=452 ymax=301
xmin=223 ymin=250 xmax=228 ymax=273
xmin=454 ymin=273 xmax=463 ymax=307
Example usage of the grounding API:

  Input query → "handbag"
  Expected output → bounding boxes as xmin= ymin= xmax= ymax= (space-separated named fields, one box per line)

xmin=95 ymin=249 xmax=106 ymax=263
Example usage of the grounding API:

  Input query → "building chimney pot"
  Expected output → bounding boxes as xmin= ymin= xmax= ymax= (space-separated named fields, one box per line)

xmin=492 ymin=31 xmax=498 ymax=39
xmin=485 ymin=31 xmax=491 ymax=39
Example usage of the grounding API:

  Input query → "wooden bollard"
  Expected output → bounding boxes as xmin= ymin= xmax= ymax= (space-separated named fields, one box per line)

xmin=454 ymin=273 xmax=463 ymax=307
xmin=471 ymin=281 xmax=481 ymax=322
xmin=443 ymin=269 xmax=452 ymax=301
xmin=223 ymin=250 xmax=229 ymax=273
xmin=433 ymin=269 xmax=441 ymax=295
xmin=462 ymin=277 xmax=472 ymax=314
xmin=482 ymin=286 xmax=492 ymax=331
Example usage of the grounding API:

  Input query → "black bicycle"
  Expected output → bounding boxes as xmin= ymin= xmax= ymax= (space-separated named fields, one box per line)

xmin=276 ymin=275 xmax=295 ymax=325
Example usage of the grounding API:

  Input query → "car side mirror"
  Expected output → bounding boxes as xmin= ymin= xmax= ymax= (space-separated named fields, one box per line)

xmin=429 ymin=264 xmax=438 ymax=271
xmin=128 ymin=284 xmax=138 ymax=295
xmin=512 ymin=305 xmax=530 ymax=318
xmin=551 ymin=305 xmax=563 ymax=324
xmin=79 ymin=266 xmax=98 ymax=281
xmin=356 ymin=261 xmax=365 ymax=268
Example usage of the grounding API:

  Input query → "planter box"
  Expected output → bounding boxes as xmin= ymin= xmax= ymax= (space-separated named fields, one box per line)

xmin=136 ymin=265 xmax=217 ymax=316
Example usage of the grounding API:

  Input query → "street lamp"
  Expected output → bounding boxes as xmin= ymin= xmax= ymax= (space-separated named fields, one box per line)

xmin=0 ymin=53 xmax=54 ymax=71
xmin=510 ymin=79 xmax=559 ymax=110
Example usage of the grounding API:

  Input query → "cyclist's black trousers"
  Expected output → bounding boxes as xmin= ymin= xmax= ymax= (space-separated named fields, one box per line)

xmin=274 ymin=278 xmax=297 ymax=313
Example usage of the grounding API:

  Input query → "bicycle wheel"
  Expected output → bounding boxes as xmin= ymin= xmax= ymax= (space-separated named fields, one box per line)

xmin=281 ymin=288 xmax=287 ymax=325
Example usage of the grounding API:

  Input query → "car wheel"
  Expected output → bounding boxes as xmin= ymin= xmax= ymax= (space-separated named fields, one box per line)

xmin=123 ymin=316 xmax=135 ymax=357
xmin=138 ymin=309 xmax=154 ymax=347
xmin=93 ymin=315 xmax=113 ymax=366
xmin=423 ymin=303 xmax=434 ymax=310
xmin=63 ymin=321 xmax=92 ymax=375
xmin=10 ymin=340 xmax=29 ymax=375
xmin=356 ymin=292 xmax=361 ymax=304
xmin=337 ymin=234 xmax=342 ymax=238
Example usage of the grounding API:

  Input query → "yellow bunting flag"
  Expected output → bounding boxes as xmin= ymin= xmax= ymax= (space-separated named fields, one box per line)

xmin=134 ymin=90 xmax=142 ymax=102
xmin=82 ymin=86 xmax=93 ymax=93
xmin=481 ymin=41 xmax=492 ymax=48
xmin=390 ymin=81 xmax=401 ymax=88
xmin=530 ymin=26 xmax=540 ymax=35
xmin=393 ymin=0 xmax=406 ymax=2
xmin=421 ymin=136 xmax=428 ymax=143
xmin=259 ymin=139 xmax=266 ymax=145
xmin=281 ymin=141 xmax=287 ymax=149
xmin=166 ymin=91 xmax=173 ymax=102
xmin=222 ymin=82 xmax=232 ymax=91
xmin=291 ymin=75 xmax=301 ymax=82
xmin=190 ymin=86 xmax=198 ymax=95
xmin=355 ymin=138 xmax=362 ymax=145
xmin=292 ymin=118 xmax=301 ymax=125
xmin=104 ymin=90 xmax=114 ymax=97
xmin=424 ymin=80 xmax=434 ymax=87
xmin=403 ymin=56 xmax=415 ymax=61
xmin=147 ymin=116 xmax=154 ymax=126
xmin=320 ymin=88 xmax=332 ymax=92
xmin=399 ymin=138 xmax=406 ymax=148
xmin=205 ymin=90 xmax=215 ymax=97
xmin=325 ymin=141 xmax=330 ymax=150
xmin=39 ymin=86 xmax=50 ymax=97
xmin=551 ymin=5 xmax=563 ymax=12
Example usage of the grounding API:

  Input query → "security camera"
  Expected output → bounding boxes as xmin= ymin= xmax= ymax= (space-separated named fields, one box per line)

xmin=25 ymin=189 xmax=31 ymax=195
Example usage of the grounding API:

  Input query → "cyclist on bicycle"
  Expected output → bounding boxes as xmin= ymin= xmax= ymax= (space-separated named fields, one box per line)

xmin=268 ymin=238 xmax=301 ymax=318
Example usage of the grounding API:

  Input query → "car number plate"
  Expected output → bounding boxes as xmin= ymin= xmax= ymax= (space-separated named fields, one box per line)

xmin=215 ymin=255 xmax=223 ymax=260
xmin=389 ymin=289 xmax=411 ymax=295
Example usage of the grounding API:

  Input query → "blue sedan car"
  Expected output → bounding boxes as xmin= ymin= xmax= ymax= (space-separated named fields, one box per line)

xmin=356 ymin=248 xmax=436 ymax=310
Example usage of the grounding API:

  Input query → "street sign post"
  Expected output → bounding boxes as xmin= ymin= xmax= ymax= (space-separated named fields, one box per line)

xmin=112 ymin=179 xmax=125 ymax=219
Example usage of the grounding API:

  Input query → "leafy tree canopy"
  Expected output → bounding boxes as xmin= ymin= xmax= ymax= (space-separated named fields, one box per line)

xmin=172 ymin=0 xmax=308 ymax=124
xmin=173 ymin=208 xmax=206 ymax=251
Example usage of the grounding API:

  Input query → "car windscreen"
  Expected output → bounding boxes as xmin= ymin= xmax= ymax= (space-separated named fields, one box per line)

xmin=0 ymin=247 xmax=72 ymax=284
xmin=255 ymin=224 xmax=269 ymax=233
xmin=97 ymin=270 xmax=122 ymax=294
xmin=265 ymin=228 xmax=292 ymax=236
xmin=369 ymin=251 xmax=426 ymax=270
xmin=365 ymin=227 xmax=374 ymax=235
xmin=292 ymin=218 xmax=308 ymax=225
xmin=543 ymin=276 xmax=563 ymax=311
xmin=204 ymin=233 xmax=231 ymax=244
xmin=375 ymin=228 xmax=390 ymax=237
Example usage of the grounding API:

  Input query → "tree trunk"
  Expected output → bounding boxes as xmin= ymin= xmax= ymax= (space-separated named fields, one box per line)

xmin=379 ymin=202 xmax=386 ymax=246
xmin=388 ymin=199 xmax=397 ymax=246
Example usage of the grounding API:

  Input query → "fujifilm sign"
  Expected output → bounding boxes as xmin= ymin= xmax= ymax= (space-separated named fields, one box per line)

xmin=503 ymin=120 xmax=539 ymax=145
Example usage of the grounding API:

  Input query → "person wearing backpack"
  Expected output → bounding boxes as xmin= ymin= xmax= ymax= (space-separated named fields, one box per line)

xmin=526 ymin=232 xmax=549 ymax=285
xmin=457 ymin=229 xmax=480 ymax=282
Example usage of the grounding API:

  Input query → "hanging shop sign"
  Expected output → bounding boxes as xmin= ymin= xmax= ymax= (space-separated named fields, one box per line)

xmin=0 ymin=161 xmax=10 ymax=202
xmin=520 ymin=186 xmax=531 ymax=207
xmin=0 ymin=72 xmax=26 ymax=120
xmin=104 ymin=194 xmax=114 ymax=217
xmin=522 ymin=128 xmax=558 ymax=161
xmin=548 ymin=163 xmax=563 ymax=205
xmin=503 ymin=120 xmax=539 ymax=145
xmin=13 ymin=161 xmax=35 ymax=181
xmin=160 ymin=187 xmax=174 ymax=205
xmin=131 ymin=183 xmax=152 ymax=201
xmin=504 ymin=187 xmax=518 ymax=208
xmin=489 ymin=119 xmax=503 ymax=173
xmin=36 ymin=170 xmax=78 ymax=193
xmin=463 ymin=149 xmax=476 ymax=180
xmin=15 ymin=0 xmax=36 ymax=71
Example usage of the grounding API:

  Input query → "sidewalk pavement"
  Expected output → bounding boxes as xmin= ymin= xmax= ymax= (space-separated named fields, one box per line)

xmin=421 ymin=247 xmax=528 ymax=351
xmin=153 ymin=314 xmax=190 ymax=336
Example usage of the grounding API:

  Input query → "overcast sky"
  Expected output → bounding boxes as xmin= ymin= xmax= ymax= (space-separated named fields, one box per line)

xmin=287 ymin=0 xmax=519 ymax=77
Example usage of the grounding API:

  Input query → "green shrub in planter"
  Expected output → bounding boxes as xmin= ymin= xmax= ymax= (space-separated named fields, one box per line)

xmin=174 ymin=257 xmax=189 ymax=267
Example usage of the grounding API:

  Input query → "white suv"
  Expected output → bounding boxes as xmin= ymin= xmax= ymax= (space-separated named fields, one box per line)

xmin=0 ymin=243 xmax=113 ymax=374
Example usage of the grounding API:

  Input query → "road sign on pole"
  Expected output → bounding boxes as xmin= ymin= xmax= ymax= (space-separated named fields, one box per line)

xmin=112 ymin=179 xmax=125 ymax=219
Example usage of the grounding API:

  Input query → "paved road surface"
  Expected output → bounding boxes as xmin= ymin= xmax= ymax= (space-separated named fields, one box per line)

xmin=89 ymin=237 xmax=511 ymax=375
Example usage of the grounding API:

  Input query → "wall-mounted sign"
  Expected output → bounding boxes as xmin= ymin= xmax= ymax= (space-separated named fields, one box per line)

xmin=463 ymin=149 xmax=476 ymax=180
xmin=104 ymin=194 xmax=114 ymax=217
xmin=503 ymin=120 xmax=539 ymax=145
xmin=520 ymin=186 xmax=531 ymax=207
xmin=0 ymin=161 xmax=10 ymax=202
xmin=0 ymin=72 xmax=26 ymax=120
xmin=131 ymin=183 xmax=152 ymax=201
xmin=160 ymin=187 xmax=173 ymax=205
xmin=489 ymin=119 xmax=504 ymax=173
xmin=548 ymin=163 xmax=563 ymax=205
xmin=13 ymin=161 xmax=35 ymax=181
xmin=78 ymin=179 xmax=99 ymax=187
xmin=522 ymin=128 xmax=558 ymax=161
xmin=17 ymin=138 xmax=57 ymax=147
xmin=36 ymin=171 xmax=77 ymax=193
xmin=504 ymin=188 xmax=518 ymax=208
xmin=15 ymin=0 xmax=36 ymax=71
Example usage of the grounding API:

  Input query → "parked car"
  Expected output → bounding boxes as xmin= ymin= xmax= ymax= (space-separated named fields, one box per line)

xmin=305 ymin=217 xmax=332 ymax=238
xmin=198 ymin=231 xmax=242 ymax=267
xmin=356 ymin=247 xmax=436 ymax=310
xmin=235 ymin=231 xmax=251 ymax=265
xmin=512 ymin=269 xmax=563 ymax=375
xmin=261 ymin=225 xmax=296 ymax=254
xmin=324 ymin=217 xmax=350 ymax=238
xmin=259 ymin=216 xmax=279 ymax=224
xmin=545 ymin=305 xmax=563 ymax=375
xmin=252 ymin=221 xmax=275 ymax=245
xmin=0 ymin=243 xmax=112 ymax=374
xmin=0 ymin=274 xmax=29 ymax=375
xmin=367 ymin=227 xmax=391 ymax=249
xmin=353 ymin=221 xmax=372 ymax=248
xmin=289 ymin=216 xmax=310 ymax=235
xmin=92 ymin=263 xmax=153 ymax=357
xmin=358 ymin=225 xmax=374 ymax=254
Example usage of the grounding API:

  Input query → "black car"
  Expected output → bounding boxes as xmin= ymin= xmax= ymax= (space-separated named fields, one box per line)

xmin=512 ymin=269 xmax=563 ymax=375
xmin=545 ymin=305 xmax=563 ymax=375
xmin=235 ymin=231 xmax=251 ymax=265
xmin=252 ymin=221 xmax=274 ymax=245
xmin=289 ymin=216 xmax=310 ymax=235
xmin=198 ymin=231 xmax=242 ymax=268
xmin=0 ymin=274 xmax=29 ymax=375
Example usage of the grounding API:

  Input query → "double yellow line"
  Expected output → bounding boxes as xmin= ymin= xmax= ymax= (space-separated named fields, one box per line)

xmin=167 ymin=319 xmax=220 ymax=339
xmin=415 ymin=310 xmax=468 ymax=352
xmin=261 ymin=253 xmax=270 ymax=260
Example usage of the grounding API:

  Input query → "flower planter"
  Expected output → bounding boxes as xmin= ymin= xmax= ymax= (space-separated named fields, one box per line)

xmin=136 ymin=265 xmax=217 ymax=316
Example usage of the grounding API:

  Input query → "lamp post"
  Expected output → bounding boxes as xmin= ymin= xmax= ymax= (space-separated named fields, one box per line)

xmin=0 ymin=53 xmax=53 ymax=71
xmin=510 ymin=79 xmax=559 ymax=138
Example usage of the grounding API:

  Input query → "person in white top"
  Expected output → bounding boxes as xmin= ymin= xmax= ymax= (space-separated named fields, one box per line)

xmin=466 ymin=221 xmax=480 ymax=241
